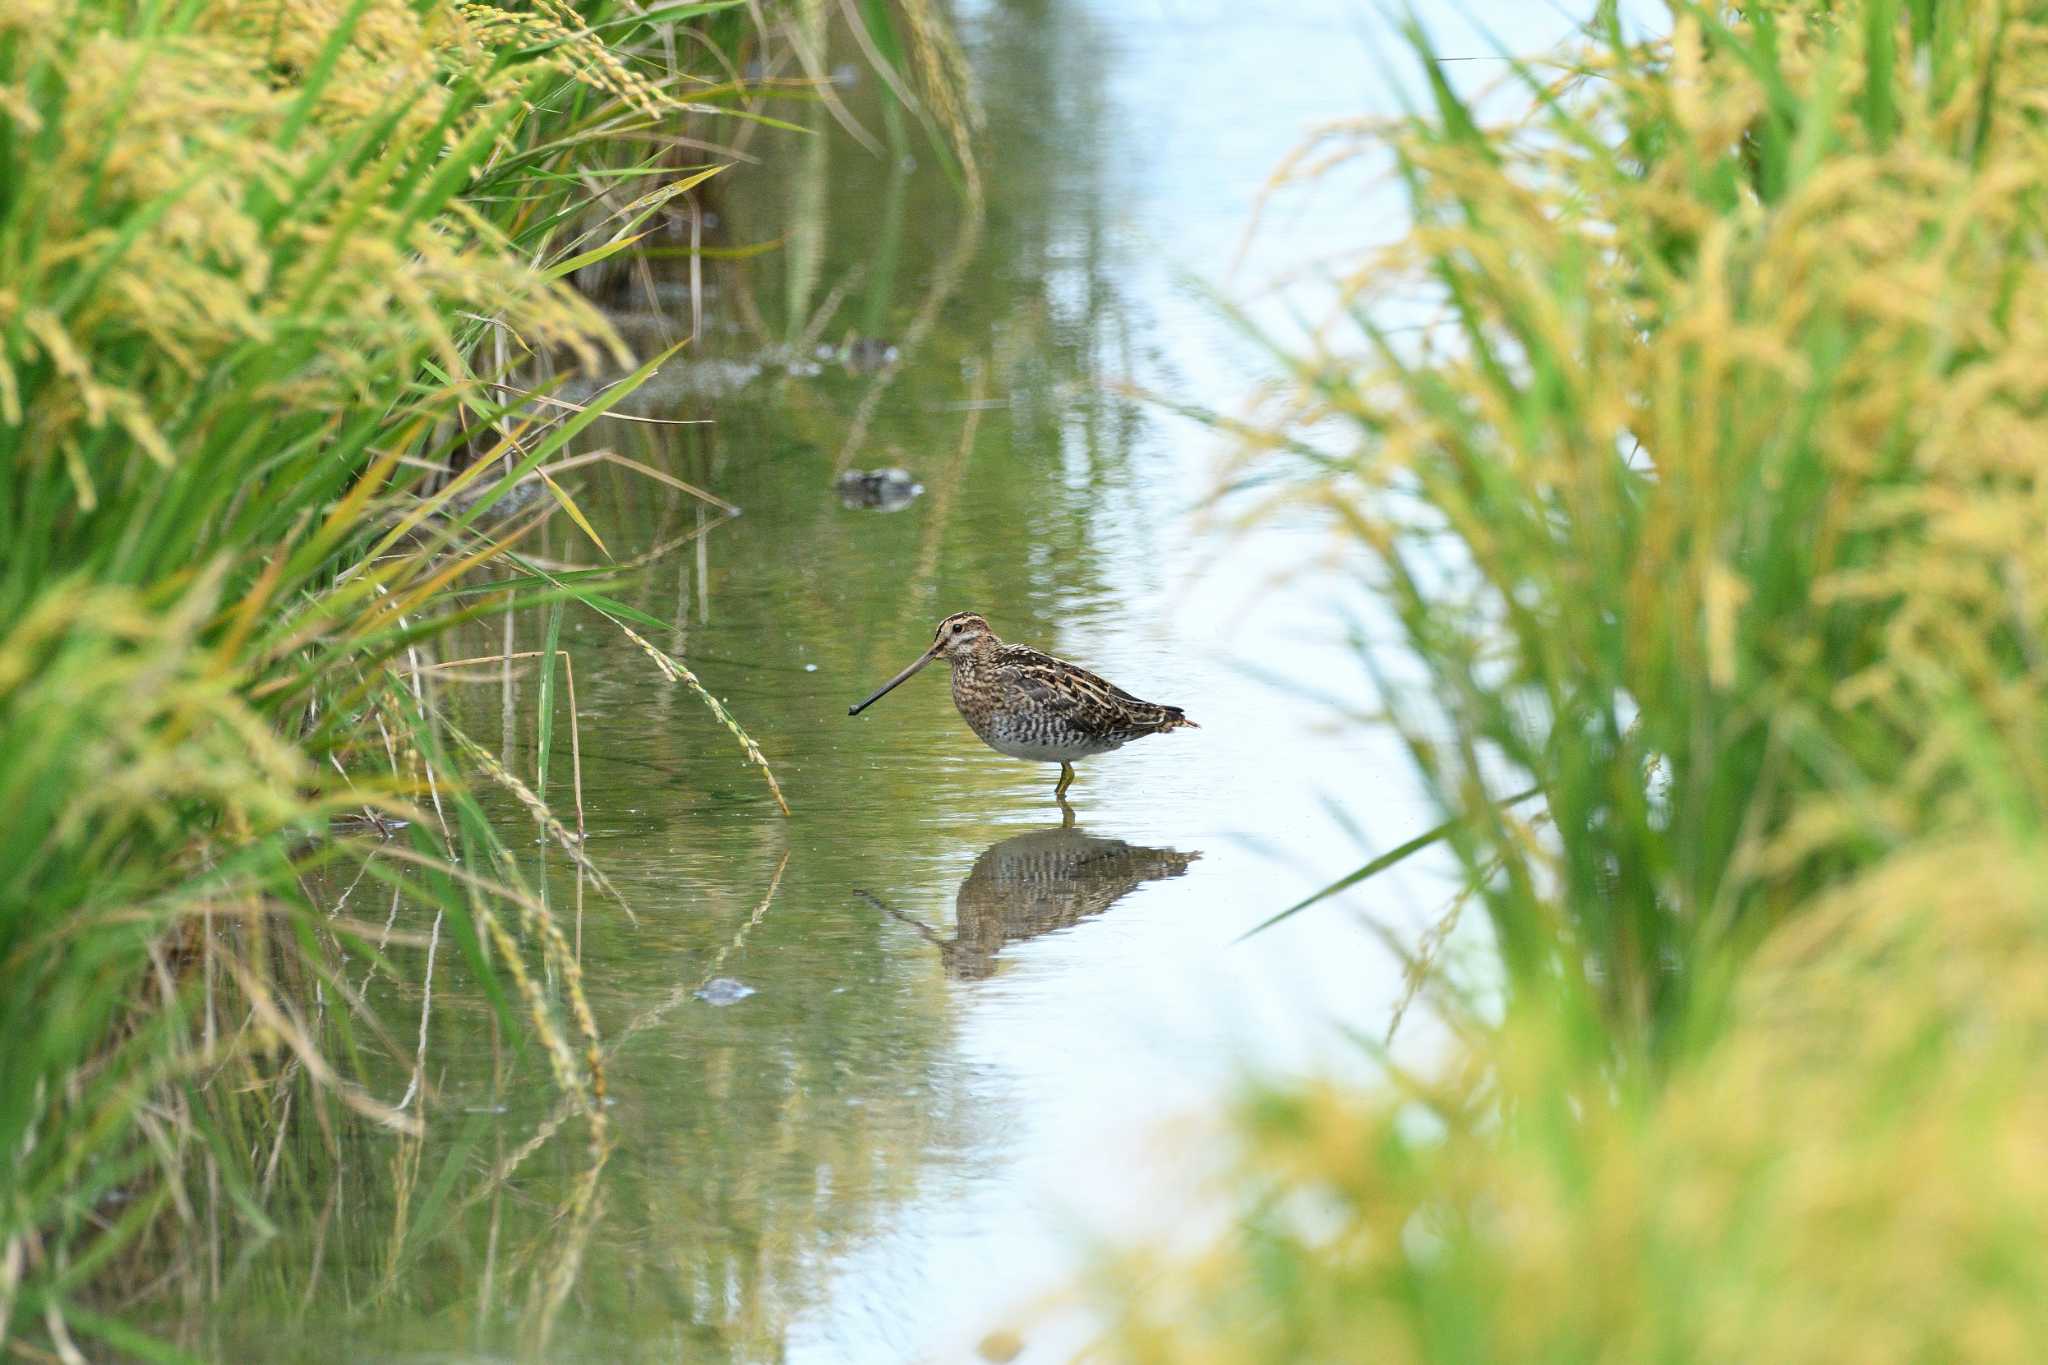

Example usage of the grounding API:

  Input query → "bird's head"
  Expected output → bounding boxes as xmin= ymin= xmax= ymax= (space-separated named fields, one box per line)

xmin=930 ymin=611 xmax=994 ymax=660
xmin=847 ymin=612 xmax=997 ymax=717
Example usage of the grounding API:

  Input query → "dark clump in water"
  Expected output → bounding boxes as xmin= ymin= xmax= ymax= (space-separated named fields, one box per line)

xmin=439 ymin=474 xmax=549 ymax=524
xmin=843 ymin=336 xmax=900 ymax=373
xmin=814 ymin=335 xmax=900 ymax=375
xmin=835 ymin=467 xmax=924 ymax=511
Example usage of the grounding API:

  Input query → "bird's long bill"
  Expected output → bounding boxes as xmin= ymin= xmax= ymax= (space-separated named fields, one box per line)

xmin=848 ymin=647 xmax=938 ymax=716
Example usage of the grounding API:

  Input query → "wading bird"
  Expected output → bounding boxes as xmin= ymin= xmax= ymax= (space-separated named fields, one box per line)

xmin=847 ymin=612 xmax=1196 ymax=800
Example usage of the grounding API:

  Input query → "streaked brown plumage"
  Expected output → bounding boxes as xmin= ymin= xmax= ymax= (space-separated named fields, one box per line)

xmin=847 ymin=611 xmax=1196 ymax=799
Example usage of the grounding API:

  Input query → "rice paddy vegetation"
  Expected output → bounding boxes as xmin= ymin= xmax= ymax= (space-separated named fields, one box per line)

xmin=1100 ymin=1 xmax=2048 ymax=1358
xmin=0 ymin=0 xmax=968 ymax=1356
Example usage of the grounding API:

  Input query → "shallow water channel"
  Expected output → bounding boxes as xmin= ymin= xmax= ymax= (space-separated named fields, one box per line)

xmin=205 ymin=3 xmax=1643 ymax=1360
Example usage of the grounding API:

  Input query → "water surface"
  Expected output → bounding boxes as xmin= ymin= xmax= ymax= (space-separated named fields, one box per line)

xmin=205 ymin=3 xmax=1650 ymax=1360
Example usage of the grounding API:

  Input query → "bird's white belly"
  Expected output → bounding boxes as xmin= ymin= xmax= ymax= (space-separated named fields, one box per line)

xmin=981 ymin=729 xmax=1122 ymax=763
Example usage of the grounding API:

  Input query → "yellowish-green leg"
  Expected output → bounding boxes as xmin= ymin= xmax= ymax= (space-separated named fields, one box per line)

xmin=1054 ymin=761 xmax=1076 ymax=802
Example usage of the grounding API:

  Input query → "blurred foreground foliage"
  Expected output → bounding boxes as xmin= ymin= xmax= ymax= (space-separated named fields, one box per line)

xmin=1101 ymin=2 xmax=2048 ymax=1359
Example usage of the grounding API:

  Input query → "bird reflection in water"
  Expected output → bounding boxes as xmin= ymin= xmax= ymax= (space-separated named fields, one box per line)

xmin=864 ymin=809 xmax=1200 ymax=979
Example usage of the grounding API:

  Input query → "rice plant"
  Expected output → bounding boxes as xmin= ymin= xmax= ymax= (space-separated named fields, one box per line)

xmin=0 ymin=0 xmax=979 ymax=1351
xmin=1225 ymin=0 xmax=2048 ymax=1055
xmin=1093 ymin=2 xmax=2048 ymax=1358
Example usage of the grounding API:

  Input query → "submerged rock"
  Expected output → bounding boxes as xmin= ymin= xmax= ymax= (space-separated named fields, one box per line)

xmin=694 ymin=977 xmax=756 ymax=1006
xmin=835 ymin=467 xmax=923 ymax=512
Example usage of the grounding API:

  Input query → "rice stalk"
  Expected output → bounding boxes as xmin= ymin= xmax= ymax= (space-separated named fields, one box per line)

xmin=1095 ymin=3 xmax=2048 ymax=1359
xmin=0 ymin=0 xmax=823 ymax=1350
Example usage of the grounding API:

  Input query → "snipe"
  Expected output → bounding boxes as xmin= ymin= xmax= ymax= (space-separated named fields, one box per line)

xmin=847 ymin=612 xmax=1196 ymax=799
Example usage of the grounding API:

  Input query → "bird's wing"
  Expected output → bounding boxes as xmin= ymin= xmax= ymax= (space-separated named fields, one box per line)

xmin=997 ymin=646 xmax=1162 ymax=729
